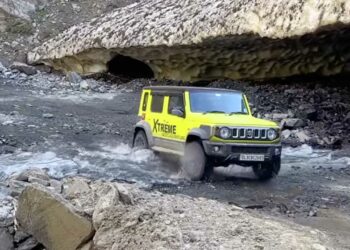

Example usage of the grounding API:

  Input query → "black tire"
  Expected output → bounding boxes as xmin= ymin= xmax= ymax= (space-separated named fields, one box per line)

xmin=133 ymin=130 xmax=149 ymax=149
xmin=253 ymin=158 xmax=281 ymax=180
xmin=181 ymin=141 xmax=208 ymax=181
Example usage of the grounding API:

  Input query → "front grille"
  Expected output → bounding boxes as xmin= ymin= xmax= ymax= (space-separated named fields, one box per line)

xmin=231 ymin=127 xmax=269 ymax=140
xmin=232 ymin=146 xmax=268 ymax=154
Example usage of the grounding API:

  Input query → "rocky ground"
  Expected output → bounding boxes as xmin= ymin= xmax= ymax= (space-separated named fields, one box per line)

xmin=0 ymin=63 xmax=350 ymax=249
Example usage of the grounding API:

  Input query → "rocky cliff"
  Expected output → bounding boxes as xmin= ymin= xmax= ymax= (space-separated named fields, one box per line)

xmin=28 ymin=0 xmax=350 ymax=81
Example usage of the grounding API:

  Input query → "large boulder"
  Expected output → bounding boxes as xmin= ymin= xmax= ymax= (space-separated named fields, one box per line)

xmin=28 ymin=0 xmax=350 ymax=81
xmin=16 ymin=185 xmax=94 ymax=250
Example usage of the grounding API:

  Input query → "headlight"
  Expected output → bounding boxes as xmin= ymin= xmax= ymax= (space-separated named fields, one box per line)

xmin=267 ymin=129 xmax=278 ymax=140
xmin=219 ymin=127 xmax=231 ymax=139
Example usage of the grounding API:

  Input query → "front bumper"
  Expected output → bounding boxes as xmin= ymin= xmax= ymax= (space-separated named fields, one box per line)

xmin=202 ymin=140 xmax=281 ymax=165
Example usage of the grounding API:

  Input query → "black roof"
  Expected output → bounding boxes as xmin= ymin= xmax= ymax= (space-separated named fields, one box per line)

xmin=143 ymin=86 xmax=242 ymax=94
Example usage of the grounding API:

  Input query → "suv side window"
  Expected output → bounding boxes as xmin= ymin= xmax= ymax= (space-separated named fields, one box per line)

xmin=142 ymin=93 xmax=149 ymax=111
xmin=168 ymin=95 xmax=184 ymax=114
xmin=151 ymin=95 xmax=164 ymax=113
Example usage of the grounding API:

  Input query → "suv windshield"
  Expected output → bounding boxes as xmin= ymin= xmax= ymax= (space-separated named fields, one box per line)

xmin=189 ymin=91 xmax=248 ymax=114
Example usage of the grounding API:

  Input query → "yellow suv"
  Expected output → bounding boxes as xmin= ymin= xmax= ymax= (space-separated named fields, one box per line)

xmin=133 ymin=86 xmax=281 ymax=181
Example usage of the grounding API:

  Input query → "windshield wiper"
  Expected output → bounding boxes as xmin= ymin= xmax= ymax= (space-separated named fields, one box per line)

xmin=229 ymin=112 xmax=247 ymax=116
xmin=203 ymin=110 xmax=226 ymax=115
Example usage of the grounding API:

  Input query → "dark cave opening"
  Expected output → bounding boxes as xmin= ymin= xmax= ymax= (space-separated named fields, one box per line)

xmin=107 ymin=55 xmax=154 ymax=79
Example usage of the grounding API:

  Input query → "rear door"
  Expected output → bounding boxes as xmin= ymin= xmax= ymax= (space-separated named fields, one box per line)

xmin=145 ymin=92 xmax=167 ymax=141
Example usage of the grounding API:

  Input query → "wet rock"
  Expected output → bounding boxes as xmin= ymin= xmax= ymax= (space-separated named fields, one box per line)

xmin=14 ymin=168 xmax=50 ymax=182
xmin=80 ymin=80 xmax=90 ymax=90
xmin=16 ymin=185 xmax=94 ymax=250
xmin=10 ymin=62 xmax=37 ymax=76
xmin=0 ymin=228 xmax=14 ymax=250
xmin=66 ymin=72 xmax=82 ymax=84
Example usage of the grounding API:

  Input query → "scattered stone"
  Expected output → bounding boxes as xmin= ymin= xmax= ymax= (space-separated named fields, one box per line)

xmin=16 ymin=237 xmax=40 ymax=250
xmin=16 ymin=185 xmax=95 ymax=250
xmin=79 ymin=80 xmax=90 ymax=90
xmin=7 ymin=180 xmax=30 ymax=197
xmin=14 ymin=230 xmax=30 ymax=243
xmin=281 ymin=130 xmax=292 ymax=139
xmin=14 ymin=168 xmax=50 ymax=182
xmin=0 ymin=228 xmax=14 ymax=250
xmin=295 ymin=131 xmax=311 ymax=143
xmin=35 ymin=64 xmax=52 ymax=73
xmin=42 ymin=113 xmax=54 ymax=118
xmin=66 ymin=72 xmax=82 ymax=84
xmin=49 ymin=179 xmax=62 ymax=193
xmin=282 ymin=118 xmax=305 ymax=129
xmin=272 ymin=113 xmax=289 ymax=121
xmin=115 ymin=183 xmax=133 ymax=205
xmin=10 ymin=62 xmax=37 ymax=76
xmin=28 ymin=177 xmax=49 ymax=186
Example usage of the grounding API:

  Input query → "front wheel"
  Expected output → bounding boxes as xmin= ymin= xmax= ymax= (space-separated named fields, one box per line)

xmin=181 ymin=141 xmax=208 ymax=181
xmin=133 ymin=130 xmax=149 ymax=149
xmin=253 ymin=158 xmax=281 ymax=180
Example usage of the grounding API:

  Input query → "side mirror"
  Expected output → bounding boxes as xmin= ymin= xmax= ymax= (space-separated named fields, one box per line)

xmin=171 ymin=107 xmax=184 ymax=117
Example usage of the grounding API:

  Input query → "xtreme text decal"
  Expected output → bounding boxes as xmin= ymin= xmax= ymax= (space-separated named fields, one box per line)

xmin=153 ymin=119 xmax=177 ymax=134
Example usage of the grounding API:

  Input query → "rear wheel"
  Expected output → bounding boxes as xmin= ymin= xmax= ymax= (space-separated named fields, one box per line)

xmin=181 ymin=141 xmax=208 ymax=181
xmin=133 ymin=130 xmax=149 ymax=149
xmin=253 ymin=158 xmax=281 ymax=180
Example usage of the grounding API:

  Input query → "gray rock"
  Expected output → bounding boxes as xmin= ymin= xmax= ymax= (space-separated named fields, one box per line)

xmin=16 ymin=185 xmax=94 ymax=250
xmin=16 ymin=237 xmax=40 ymax=250
xmin=281 ymin=130 xmax=292 ymax=139
xmin=0 ymin=145 xmax=16 ymax=154
xmin=14 ymin=230 xmax=30 ymax=243
xmin=295 ymin=130 xmax=310 ymax=143
xmin=15 ymin=168 xmax=50 ymax=182
xmin=79 ymin=80 xmax=90 ymax=90
xmin=28 ymin=176 xmax=49 ymax=186
xmin=7 ymin=179 xmax=30 ymax=197
xmin=42 ymin=113 xmax=54 ymax=118
xmin=282 ymin=118 xmax=305 ymax=129
xmin=10 ymin=62 xmax=37 ymax=76
xmin=66 ymin=72 xmax=82 ymax=84
xmin=0 ymin=228 xmax=14 ymax=250
xmin=49 ymin=179 xmax=62 ymax=193
xmin=272 ymin=113 xmax=289 ymax=121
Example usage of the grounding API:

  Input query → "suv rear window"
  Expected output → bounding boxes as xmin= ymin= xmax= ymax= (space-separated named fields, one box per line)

xmin=151 ymin=95 xmax=164 ymax=113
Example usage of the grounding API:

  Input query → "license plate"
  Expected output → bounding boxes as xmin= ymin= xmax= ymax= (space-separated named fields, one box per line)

xmin=239 ymin=154 xmax=265 ymax=162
